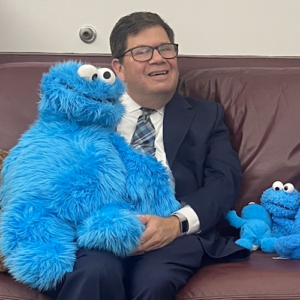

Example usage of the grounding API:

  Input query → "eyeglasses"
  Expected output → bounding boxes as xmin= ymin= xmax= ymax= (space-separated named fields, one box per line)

xmin=118 ymin=43 xmax=179 ymax=62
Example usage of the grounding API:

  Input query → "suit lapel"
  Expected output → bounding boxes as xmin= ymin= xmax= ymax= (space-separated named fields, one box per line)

xmin=163 ymin=93 xmax=195 ymax=167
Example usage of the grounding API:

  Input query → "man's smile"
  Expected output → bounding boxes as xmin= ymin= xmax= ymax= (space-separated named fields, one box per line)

xmin=148 ymin=70 xmax=169 ymax=76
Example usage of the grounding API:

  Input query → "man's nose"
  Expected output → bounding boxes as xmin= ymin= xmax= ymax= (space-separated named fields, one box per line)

xmin=149 ymin=49 xmax=165 ymax=62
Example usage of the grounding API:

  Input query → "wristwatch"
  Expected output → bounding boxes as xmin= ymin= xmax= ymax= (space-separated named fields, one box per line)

xmin=173 ymin=212 xmax=189 ymax=236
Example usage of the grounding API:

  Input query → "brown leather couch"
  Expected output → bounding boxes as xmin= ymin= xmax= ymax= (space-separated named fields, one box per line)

xmin=1 ymin=55 xmax=300 ymax=300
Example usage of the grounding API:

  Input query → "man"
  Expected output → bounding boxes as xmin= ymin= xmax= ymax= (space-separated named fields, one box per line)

xmin=45 ymin=11 xmax=249 ymax=300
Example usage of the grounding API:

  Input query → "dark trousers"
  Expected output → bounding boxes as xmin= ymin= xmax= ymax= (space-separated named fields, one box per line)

xmin=43 ymin=235 xmax=204 ymax=300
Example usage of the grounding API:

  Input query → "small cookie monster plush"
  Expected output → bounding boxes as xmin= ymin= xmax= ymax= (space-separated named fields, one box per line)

xmin=225 ymin=202 xmax=277 ymax=252
xmin=0 ymin=61 xmax=180 ymax=291
xmin=260 ymin=181 xmax=300 ymax=237
xmin=263 ymin=182 xmax=300 ymax=259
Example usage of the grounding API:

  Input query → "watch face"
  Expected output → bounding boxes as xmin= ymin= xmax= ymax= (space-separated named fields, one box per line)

xmin=182 ymin=219 xmax=189 ymax=234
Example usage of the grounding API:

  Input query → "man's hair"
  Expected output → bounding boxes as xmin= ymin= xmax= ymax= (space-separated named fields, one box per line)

xmin=110 ymin=12 xmax=175 ymax=60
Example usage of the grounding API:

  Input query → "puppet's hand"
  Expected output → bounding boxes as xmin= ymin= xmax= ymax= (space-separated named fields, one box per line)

xmin=77 ymin=202 xmax=145 ymax=257
xmin=225 ymin=210 xmax=244 ymax=228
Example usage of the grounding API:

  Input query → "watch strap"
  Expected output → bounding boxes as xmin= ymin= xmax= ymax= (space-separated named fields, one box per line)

xmin=172 ymin=212 xmax=189 ymax=236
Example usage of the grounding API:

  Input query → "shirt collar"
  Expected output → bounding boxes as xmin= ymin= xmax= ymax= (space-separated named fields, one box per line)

xmin=120 ymin=92 xmax=164 ymax=115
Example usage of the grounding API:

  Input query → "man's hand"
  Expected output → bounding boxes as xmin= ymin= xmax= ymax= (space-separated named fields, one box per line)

xmin=133 ymin=215 xmax=181 ymax=255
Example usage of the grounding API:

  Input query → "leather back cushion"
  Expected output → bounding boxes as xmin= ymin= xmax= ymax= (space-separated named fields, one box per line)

xmin=178 ymin=67 xmax=300 ymax=213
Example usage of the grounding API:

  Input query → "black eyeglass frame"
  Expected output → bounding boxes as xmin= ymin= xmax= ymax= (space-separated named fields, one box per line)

xmin=117 ymin=43 xmax=179 ymax=62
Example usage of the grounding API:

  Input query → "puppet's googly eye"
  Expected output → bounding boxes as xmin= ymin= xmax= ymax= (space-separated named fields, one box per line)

xmin=272 ymin=181 xmax=284 ymax=191
xmin=283 ymin=183 xmax=295 ymax=193
xmin=77 ymin=65 xmax=99 ymax=81
xmin=97 ymin=68 xmax=116 ymax=85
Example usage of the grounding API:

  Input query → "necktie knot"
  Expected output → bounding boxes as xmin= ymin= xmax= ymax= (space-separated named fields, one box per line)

xmin=140 ymin=107 xmax=155 ymax=120
xmin=141 ymin=107 xmax=155 ymax=114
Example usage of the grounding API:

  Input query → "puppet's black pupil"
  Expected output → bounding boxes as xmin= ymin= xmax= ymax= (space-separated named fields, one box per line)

xmin=92 ymin=74 xmax=98 ymax=81
xmin=103 ymin=72 xmax=111 ymax=79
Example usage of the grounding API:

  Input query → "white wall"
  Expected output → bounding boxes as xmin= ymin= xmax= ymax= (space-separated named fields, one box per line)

xmin=1 ymin=0 xmax=300 ymax=56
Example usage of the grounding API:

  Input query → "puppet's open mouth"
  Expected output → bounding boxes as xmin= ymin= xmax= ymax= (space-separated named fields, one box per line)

xmin=272 ymin=203 xmax=292 ymax=211
xmin=86 ymin=96 xmax=114 ymax=103
xmin=66 ymin=85 xmax=114 ymax=104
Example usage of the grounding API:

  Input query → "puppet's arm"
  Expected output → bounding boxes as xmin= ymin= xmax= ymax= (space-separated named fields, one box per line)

xmin=109 ymin=133 xmax=180 ymax=216
xmin=275 ymin=233 xmax=300 ymax=259
xmin=272 ymin=217 xmax=295 ymax=236
xmin=225 ymin=210 xmax=245 ymax=228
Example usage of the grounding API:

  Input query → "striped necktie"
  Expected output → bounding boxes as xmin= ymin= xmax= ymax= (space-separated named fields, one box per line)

xmin=130 ymin=107 xmax=156 ymax=156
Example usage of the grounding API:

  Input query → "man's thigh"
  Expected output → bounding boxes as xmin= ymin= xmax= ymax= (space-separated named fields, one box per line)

xmin=44 ymin=248 xmax=126 ymax=300
xmin=124 ymin=235 xmax=204 ymax=300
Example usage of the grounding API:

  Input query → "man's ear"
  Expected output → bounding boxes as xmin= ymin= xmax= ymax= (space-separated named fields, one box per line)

xmin=111 ymin=59 xmax=125 ymax=82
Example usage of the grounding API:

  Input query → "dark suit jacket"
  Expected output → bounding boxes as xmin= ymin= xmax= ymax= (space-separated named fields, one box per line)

xmin=164 ymin=93 xmax=249 ymax=260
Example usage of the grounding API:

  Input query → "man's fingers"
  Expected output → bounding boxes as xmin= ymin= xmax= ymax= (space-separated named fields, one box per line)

xmin=137 ymin=214 xmax=150 ymax=225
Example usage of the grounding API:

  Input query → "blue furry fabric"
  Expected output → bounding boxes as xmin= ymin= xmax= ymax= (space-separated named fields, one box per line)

xmin=225 ymin=203 xmax=277 ymax=253
xmin=260 ymin=181 xmax=300 ymax=237
xmin=0 ymin=61 xmax=180 ymax=291
xmin=260 ymin=181 xmax=300 ymax=259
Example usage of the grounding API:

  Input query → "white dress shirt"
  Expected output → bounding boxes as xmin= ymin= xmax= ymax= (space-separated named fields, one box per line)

xmin=117 ymin=93 xmax=200 ymax=234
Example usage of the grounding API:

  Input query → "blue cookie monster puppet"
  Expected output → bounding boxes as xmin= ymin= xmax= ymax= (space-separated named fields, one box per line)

xmin=225 ymin=202 xmax=277 ymax=252
xmin=261 ymin=181 xmax=300 ymax=259
xmin=260 ymin=181 xmax=300 ymax=238
xmin=0 ymin=61 xmax=180 ymax=291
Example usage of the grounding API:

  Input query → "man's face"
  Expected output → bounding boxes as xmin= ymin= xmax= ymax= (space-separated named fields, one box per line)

xmin=112 ymin=26 xmax=179 ymax=107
